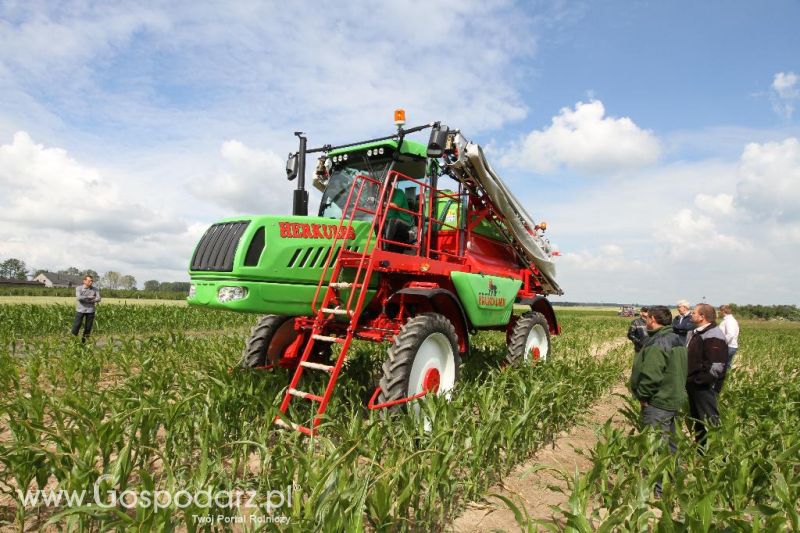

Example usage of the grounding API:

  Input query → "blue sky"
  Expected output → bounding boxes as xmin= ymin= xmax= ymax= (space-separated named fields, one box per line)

xmin=1 ymin=1 xmax=798 ymax=304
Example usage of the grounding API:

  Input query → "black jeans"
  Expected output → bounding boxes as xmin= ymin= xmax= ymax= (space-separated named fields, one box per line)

xmin=71 ymin=312 xmax=95 ymax=339
xmin=687 ymin=383 xmax=720 ymax=451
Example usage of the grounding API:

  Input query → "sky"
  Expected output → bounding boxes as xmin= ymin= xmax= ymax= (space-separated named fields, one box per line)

xmin=1 ymin=0 xmax=799 ymax=305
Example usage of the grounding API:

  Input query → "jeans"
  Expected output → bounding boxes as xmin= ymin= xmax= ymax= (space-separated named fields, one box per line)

xmin=642 ymin=404 xmax=678 ymax=497
xmin=687 ymin=383 xmax=719 ymax=452
xmin=642 ymin=404 xmax=678 ymax=454
xmin=71 ymin=312 xmax=95 ymax=339
xmin=726 ymin=346 xmax=738 ymax=370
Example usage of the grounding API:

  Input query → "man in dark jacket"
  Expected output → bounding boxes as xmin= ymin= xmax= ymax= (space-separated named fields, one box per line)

xmin=672 ymin=299 xmax=695 ymax=344
xmin=686 ymin=303 xmax=728 ymax=450
xmin=629 ymin=305 xmax=687 ymax=497
xmin=627 ymin=307 xmax=650 ymax=352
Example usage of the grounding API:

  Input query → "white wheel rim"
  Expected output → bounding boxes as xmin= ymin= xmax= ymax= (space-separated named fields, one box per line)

xmin=407 ymin=332 xmax=456 ymax=400
xmin=524 ymin=324 xmax=549 ymax=362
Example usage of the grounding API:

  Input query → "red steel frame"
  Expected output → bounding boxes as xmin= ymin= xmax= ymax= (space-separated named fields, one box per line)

xmin=273 ymin=165 xmax=552 ymax=435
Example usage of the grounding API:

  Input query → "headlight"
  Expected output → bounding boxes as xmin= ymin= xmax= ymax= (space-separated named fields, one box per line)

xmin=218 ymin=286 xmax=248 ymax=303
xmin=188 ymin=284 xmax=196 ymax=299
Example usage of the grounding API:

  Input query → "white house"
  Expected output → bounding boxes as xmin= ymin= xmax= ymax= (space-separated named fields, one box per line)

xmin=33 ymin=272 xmax=83 ymax=288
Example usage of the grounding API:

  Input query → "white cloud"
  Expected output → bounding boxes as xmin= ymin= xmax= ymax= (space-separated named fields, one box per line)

xmin=655 ymin=208 xmax=747 ymax=259
xmin=0 ymin=1 xmax=559 ymax=145
xmin=695 ymin=193 xmax=734 ymax=216
xmin=561 ymin=244 xmax=640 ymax=271
xmin=502 ymin=100 xmax=661 ymax=174
xmin=0 ymin=131 xmax=198 ymax=283
xmin=0 ymin=131 xmax=182 ymax=239
xmin=737 ymin=137 xmax=800 ymax=221
xmin=770 ymin=71 xmax=799 ymax=119
xmin=188 ymin=140 xmax=289 ymax=215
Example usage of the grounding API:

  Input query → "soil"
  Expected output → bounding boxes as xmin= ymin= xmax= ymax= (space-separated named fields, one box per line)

xmin=450 ymin=339 xmax=631 ymax=532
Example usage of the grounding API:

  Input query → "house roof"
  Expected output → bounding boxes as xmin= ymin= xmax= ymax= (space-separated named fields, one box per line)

xmin=37 ymin=271 xmax=84 ymax=285
xmin=0 ymin=277 xmax=45 ymax=286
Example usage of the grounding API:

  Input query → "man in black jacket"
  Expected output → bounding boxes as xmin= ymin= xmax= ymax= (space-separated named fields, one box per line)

xmin=686 ymin=303 xmax=728 ymax=450
xmin=627 ymin=306 xmax=649 ymax=352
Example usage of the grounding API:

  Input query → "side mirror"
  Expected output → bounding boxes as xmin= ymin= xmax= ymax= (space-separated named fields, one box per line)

xmin=286 ymin=153 xmax=299 ymax=181
xmin=427 ymin=124 xmax=450 ymax=158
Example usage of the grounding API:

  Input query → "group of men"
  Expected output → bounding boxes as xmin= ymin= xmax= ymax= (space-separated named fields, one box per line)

xmin=626 ymin=301 xmax=740 ymax=495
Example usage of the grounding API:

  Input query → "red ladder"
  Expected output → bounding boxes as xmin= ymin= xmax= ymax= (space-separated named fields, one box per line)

xmin=273 ymin=170 xmax=402 ymax=435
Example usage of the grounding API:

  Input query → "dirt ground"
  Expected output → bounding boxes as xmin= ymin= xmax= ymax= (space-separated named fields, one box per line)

xmin=451 ymin=339 xmax=631 ymax=532
xmin=450 ymin=382 xmax=629 ymax=532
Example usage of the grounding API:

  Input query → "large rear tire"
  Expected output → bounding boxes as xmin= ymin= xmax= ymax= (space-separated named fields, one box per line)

xmin=240 ymin=315 xmax=332 ymax=368
xmin=377 ymin=313 xmax=461 ymax=411
xmin=506 ymin=311 xmax=551 ymax=365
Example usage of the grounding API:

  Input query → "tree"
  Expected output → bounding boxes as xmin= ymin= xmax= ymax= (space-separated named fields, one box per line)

xmin=0 ymin=258 xmax=28 ymax=280
xmin=120 ymin=275 xmax=137 ymax=290
xmin=81 ymin=269 xmax=99 ymax=280
xmin=59 ymin=267 xmax=81 ymax=276
xmin=144 ymin=280 xmax=160 ymax=291
xmin=100 ymin=271 xmax=123 ymax=290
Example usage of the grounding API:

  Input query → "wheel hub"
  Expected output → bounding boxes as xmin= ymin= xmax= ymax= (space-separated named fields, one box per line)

xmin=422 ymin=368 xmax=441 ymax=393
xmin=530 ymin=347 xmax=541 ymax=360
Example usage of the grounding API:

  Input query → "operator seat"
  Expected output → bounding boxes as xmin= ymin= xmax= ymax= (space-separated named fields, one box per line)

xmin=383 ymin=186 xmax=417 ymax=252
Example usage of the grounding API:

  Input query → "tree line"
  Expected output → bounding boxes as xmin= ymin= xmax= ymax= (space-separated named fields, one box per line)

xmin=1 ymin=257 xmax=188 ymax=293
xmin=728 ymin=304 xmax=800 ymax=321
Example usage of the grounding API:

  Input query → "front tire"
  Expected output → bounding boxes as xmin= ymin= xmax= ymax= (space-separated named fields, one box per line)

xmin=240 ymin=315 xmax=297 ymax=368
xmin=506 ymin=311 xmax=551 ymax=365
xmin=377 ymin=313 xmax=461 ymax=411
xmin=240 ymin=315 xmax=332 ymax=369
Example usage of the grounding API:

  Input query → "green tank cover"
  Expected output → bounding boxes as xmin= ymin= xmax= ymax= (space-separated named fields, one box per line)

xmin=450 ymin=271 xmax=521 ymax=327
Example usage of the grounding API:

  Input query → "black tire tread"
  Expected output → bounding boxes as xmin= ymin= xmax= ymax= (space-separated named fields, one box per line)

xmin=505 ymin=311 xmax=551 ymax=365
xmin=240 ymin=315 xmax=293 ymax=368
xmin=377 ymin=312 xmax=461 ymax=408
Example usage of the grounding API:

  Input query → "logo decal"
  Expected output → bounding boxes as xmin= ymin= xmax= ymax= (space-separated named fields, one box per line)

xmin=477 ymin=279 xmax=506 ymax=308
xmin=278 ymin=222 xmax=356 ymax=240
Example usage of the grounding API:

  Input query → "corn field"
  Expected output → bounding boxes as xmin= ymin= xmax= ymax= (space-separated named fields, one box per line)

xmin=1 ymin=303 xmax=797 ymax=531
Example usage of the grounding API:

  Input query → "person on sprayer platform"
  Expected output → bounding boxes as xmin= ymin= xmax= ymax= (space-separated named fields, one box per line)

xmin=718 ymin=304 xmax=740 ymax=370
xmin=672 ymin=299 xmax=695 ymax=344
xmin=72 ymin=275 xmax=101 ymax=342
xmin=686 ymin=303 xmax=728 ymax=451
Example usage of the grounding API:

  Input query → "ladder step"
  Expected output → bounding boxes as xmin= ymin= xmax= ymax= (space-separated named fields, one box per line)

xmin=329 ymin=282 xmax=355 ymax=289
xmin=273 ymin=417 xmax=313 ymax=435
xmin=301 ymin=361 xmax=334 ymax=372
xmin=288 ymin=388 xmax=324 ymax=402
xmin=312 ymin=334 xmax=345 ymax=343
xmin=321 ymin=307 xmax=351 ymax=316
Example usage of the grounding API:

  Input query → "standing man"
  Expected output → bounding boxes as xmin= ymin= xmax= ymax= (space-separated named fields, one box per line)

xmin=686 ymin=303 xmax=728 ymax=450
xmin=72 ymin=275 xmax=101 ymax=341
xmin=627 ymin=306 xmax=650 ymax=352
xmin=672 ymin=299 xmax=695 ymax=344
xmin=629 ymin=305 xmax=687 ymax=497
xmin=718 ymin=304 xmax=740 ymax=370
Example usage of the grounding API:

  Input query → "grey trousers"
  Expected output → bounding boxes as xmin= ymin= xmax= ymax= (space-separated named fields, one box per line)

xmin=642 ymin=404 xmax=678 ymax=454
xmin=642 ymin=404 xmax=677 ymax=496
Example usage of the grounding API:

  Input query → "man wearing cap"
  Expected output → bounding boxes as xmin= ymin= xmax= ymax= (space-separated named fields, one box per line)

xmin=672 ymin=300 xmax=695 ymax=344
xmin=627 ymin=307 xmax=650 ymax=353
xmin=686 ymin=303 xmax=728 ymax=450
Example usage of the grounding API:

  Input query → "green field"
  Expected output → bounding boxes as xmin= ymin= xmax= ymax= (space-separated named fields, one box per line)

xmin=1 ymin=304 xmax=798 ymax=530
xmin=0 ymin=296 xmax=187 ymax=306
